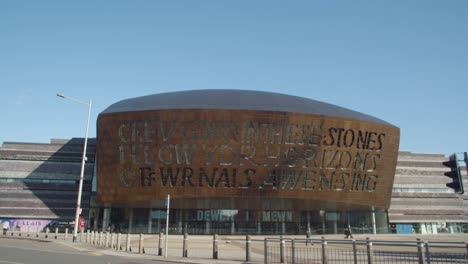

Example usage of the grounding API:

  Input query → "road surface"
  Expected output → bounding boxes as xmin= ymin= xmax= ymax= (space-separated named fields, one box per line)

xmin=0 ymin=237 xmax=168 ymax=264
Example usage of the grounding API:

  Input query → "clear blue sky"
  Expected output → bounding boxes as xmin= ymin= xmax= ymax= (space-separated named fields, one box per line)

xmin=1 ymin=1 xmax=467 ymax=156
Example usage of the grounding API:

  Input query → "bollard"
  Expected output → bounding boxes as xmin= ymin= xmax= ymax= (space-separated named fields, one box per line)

xmin=99 ymin=231 xmax=103 ymax=246
xmin=105 ymin=232 xmax=109 ymax=248
xmin=117 ymin=233 xmax=121 ymax=251
xmin=246 ymin=235 xmax=251 ymax=262
xmin=36 ymin=227 xmax=39 ymax=238
xmin=213 ymin=234 xmax=219 ymax=259
xmin=126 ymin=233 xmax=131 ymax=252
xmin=352 ymin=239 xmax=358 ymax=264
xmin=110 ymin=233 xmax=114 ymax=248
xmin=64 ymin=228 xmax=68 ymax=240
xmin=366 ymin=237 xmax=374 ymax=264
xmin=280 ymin=236 xmax=285 ymax=264
xmin=182 ymin=233 xmax=188 ymax=257
xmin=417 ymin=238 xmax=425 ymax=264
xmin=27 ymin=226 xmax=30 ymax=237
xmin=45 ymin=228 xmax=49 ymax=239
xmin=321 ymin=236 xmax=328 ymax=264
xmin=54 ymin=228 xmax=58 ymax=239
xmin=291 ymin=239 xmax=296 ymax=264
xmin=138 ymin=233 xmax=144 ymax=254
xmin=86 ymin=230 xmax=90 ymax=243
xmin=80 ymin=230 xmax=83 ymax=242
xmin=92 ymin=231 xmax=96 ymax=244
xmin=158 ymin=232 xmax=163 ymax=256
xmin=425 ymin=242 xmax=431 ymax=264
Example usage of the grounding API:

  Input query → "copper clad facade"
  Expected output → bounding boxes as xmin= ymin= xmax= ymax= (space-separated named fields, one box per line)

xmin=97 ymin=91 xmax=399 ymax=212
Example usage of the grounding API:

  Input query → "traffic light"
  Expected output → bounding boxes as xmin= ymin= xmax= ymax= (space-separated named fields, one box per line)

xmin=442 ymin=154 xmax=464 ymax=194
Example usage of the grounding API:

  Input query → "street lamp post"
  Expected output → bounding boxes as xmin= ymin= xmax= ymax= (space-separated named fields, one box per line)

xmin=57 ymin=93 xmax=92 ymax=242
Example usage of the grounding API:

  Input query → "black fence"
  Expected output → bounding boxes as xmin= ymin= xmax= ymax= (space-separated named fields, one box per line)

xmin=3 ymin=228 xmax=467 ymax=263
xmin=265 ymin=237 xmax=468 ymax=264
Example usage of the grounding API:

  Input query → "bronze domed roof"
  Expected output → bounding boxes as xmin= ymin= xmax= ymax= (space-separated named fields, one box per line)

xmin=101 ymin=89 xmax=391 ymax=125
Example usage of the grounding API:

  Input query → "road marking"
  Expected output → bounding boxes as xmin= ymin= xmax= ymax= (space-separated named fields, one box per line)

xmin=54 ymin=241 xmax=85 ymax=251
xmin=54 ymin=241 xmax=102 ymax=256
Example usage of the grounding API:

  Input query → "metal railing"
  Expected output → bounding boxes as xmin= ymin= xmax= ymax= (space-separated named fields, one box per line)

xmin=3 ymin=228 xmax=467 ymax=264
xmin=264 ymin=237 xmax=468 ymax=264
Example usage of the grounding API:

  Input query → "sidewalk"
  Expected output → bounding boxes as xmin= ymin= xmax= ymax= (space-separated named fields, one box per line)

xmin=62 ymin=232 xmax=468 ymax=263
xmin=73 ymin=233 xmax=265 ymax=263
xmin=3 ymin=231 xmax=467 ymax=263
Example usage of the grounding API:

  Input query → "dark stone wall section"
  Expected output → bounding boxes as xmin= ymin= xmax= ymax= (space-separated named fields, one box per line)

xmin=0 ymin=138 xmax=95 ymax=221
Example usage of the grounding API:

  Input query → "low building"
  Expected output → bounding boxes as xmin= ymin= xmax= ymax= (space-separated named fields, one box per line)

xmin=389 ymin=151 xmax=467 ymax=234
xmin=0 ymin=138 xmax=95 ymax=232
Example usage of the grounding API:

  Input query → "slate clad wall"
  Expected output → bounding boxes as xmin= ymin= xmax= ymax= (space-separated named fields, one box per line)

xmin=388 ymin=151 xmax=468 ymax=223
xmin=0 ymin=138 xmax=95 ymax=220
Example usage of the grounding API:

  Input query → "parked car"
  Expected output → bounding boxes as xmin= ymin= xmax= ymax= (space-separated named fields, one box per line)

xmin=43 ymin=221 xmax=74 ymax=233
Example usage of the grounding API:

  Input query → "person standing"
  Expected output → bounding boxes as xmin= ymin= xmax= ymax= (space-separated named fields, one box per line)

xmin=305 ymin=227 xmax=312 ymax=245
xmin=2 ymin=220 xmax=10 ymax=235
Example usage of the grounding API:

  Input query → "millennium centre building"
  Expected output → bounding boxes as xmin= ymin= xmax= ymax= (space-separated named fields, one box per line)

xmin=95 ymin=90 xmax=400 ymax=235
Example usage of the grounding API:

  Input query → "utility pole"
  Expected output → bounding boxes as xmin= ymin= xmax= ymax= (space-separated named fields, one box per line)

xmin=165 ymin=194 xmax=170 ymax=257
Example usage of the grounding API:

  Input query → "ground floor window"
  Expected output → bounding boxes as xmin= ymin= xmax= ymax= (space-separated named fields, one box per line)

xmin=92 ymin=207 xmax=391 ymax=235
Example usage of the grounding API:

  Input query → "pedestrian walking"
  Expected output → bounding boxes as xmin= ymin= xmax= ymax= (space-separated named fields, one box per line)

xmin=344 ymin=227 xmax=353 ymax=239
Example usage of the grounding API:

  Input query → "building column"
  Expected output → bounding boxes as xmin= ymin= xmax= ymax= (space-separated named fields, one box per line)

xmin=205 ymin=219 xmax=210 ymax=235
xmin=320 ymin=210 xmax=326 ymax=234
xmin=371 ymin=207 xmax=377 ymax=234
xmin=256 ymin=211 xmax=262 ymax=234
xmin=128 ymin=208 xmax=133 ymax=234
xmin=256 ymin=211 xmax=261 ymax=234
xmin=92 ymin=209 xmax=100 ymax=231
xmin=183 ymin=211 xmax=187 ymax=234
xmin=230 ymin=215 xmax=235 ymax=234
xmin=102 ymin=207 xmax=111 ymax=232
xmin=157 ymin=217 xmax=161 ymax=233
xmin=148 ymin=209 xmax=152 ymax=234
xmin=176 ymin=209 xmax=182 ymax=234
xmin=375 ymin=210 xmax=388 ymax=234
